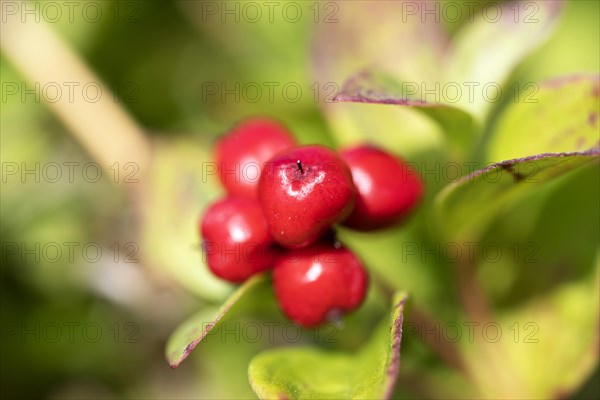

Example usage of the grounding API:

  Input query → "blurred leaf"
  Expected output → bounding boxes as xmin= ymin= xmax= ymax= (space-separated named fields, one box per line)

xmin=463 ymin=258 xmax=600 ymax=399
xmin=139 ymin=138 xmax=230 ymax=301
xmin=488 ymin=74 xmax=600 ymax=161
xmin=334 ymin=71 xmax=477 ymax=159
xmin=165 ymin=274 xmax=268 ymax=368
xmin=248 ymin=292 xmax=408 ymax=400
xmin=318 ymin=97 xmax=447 ymax=164
xmin=434 ymin=149 xmax=600 ymax=240
xmin=446 ymin=0 xmax=565 ymax=117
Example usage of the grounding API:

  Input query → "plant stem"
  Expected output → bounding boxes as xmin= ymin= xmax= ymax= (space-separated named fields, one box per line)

xmin=1 ymin=14 xmax=151 ymax=178
xmin=408 ymin=306 xmax=468 ymax=373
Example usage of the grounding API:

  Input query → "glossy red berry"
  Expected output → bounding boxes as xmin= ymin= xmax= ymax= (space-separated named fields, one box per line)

xmin=201 ymin=197 xmax=275 ymax=283
xmin=215 ymin=118 xmax=296 ymax=198
xmin=340 ymin=145 xmax=423 ymax=231
xmin=258 ymin=145 xmax=355 ymax=248
xmin=273 ymin=243 xmax=368 ymax=327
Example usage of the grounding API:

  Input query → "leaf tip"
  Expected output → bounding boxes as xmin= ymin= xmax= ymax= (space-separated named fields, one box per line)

xmin=166 ymin=354 xmax=182 ymax=369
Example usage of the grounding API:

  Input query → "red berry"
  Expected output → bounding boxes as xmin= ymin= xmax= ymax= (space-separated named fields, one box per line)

xmin=201 ymin=197 xmax=275 ymax=283
xmin=273 ymin=243 xmax=368 ymax=327
xmin=259 ymin=145 xmax=355 ymax=248
xmin=340 ymin=145 xmax=423 ymax=231
xmin=215 ymin=118 xmax=296 ymax=198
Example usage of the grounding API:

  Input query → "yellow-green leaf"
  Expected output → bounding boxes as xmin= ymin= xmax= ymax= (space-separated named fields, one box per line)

xmin=488 ymin=74 xmax=600 ymax=161
xmin=434 ymin=149 xmax=600 ymax=240
xmin=248 ymin=292 xmax=408 ymax=400
xmin=165 ymin=274 xmax=268 ymax=368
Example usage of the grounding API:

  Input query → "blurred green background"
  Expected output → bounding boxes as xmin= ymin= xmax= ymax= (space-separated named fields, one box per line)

xmin=1 ymin=0 xmax=599 ymax=399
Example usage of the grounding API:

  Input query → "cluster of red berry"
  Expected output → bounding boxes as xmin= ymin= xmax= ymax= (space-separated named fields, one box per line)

xmin=200 ymin=118 xmax=423 ymax=327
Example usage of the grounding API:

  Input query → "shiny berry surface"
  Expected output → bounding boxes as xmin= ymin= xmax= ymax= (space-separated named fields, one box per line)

xmin=273 ymin=243 xmax=368 ymax=327
xmin=258 ymin=145 xmax=355 ymax=248
xmin=341 ymin=145 xmax=423 ymax=231
xmin=201 ymin=197 xmax=275 ymax=283
xmin=215 ymin=118 xmax=296 ymax=198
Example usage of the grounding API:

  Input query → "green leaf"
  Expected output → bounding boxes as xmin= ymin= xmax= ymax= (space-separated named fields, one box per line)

xmin=248 ymin=292 xmax=408 ymax=400
xmin=434 ymin=149 xmax=600 ymax=240
xmin=334 ymin=71 xmax=477 ymax=160
xmin=165 ymin=274 xmax=268 ymax=368
xmin=488 ymin=74 xmax=600 ymax=161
